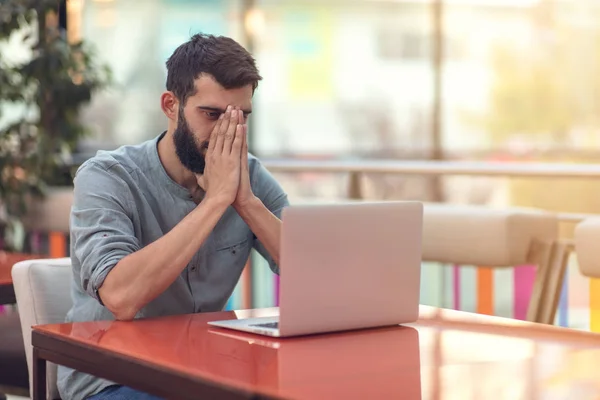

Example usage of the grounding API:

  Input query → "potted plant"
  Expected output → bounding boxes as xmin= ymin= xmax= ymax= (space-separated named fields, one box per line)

xmin=0 ymin=0 xmax=111 ymax=252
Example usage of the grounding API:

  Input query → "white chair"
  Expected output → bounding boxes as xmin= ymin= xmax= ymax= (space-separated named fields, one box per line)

xmin=12 ymin=258 xmax=72 ymax=400
xmin=422 ymin=204 xmax=560 ymax=323
xmin=575 ymin=218 xmax=600 ymax=278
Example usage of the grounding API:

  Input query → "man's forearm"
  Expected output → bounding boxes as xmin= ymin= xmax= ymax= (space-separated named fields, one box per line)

xmin=99 ymin=197 xmax=229 ymax=320
xmin=235 ymin=196 xmax=282 ymax=266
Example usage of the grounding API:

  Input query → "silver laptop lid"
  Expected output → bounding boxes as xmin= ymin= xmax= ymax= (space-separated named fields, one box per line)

xmin=278 ymin=201 xmax=423 ymax=336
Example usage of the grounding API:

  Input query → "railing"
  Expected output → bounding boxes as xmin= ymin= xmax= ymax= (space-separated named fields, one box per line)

xmin=263 ymin=159 xmax=600 ymax=177
xmin=262 ymin=159 xmax=600 ymax=222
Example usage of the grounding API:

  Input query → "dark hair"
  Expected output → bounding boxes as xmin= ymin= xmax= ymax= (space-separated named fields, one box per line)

xmin=166 ymin=33 xmax=262 ymax=105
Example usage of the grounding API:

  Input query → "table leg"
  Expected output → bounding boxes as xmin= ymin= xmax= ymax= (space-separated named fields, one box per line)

xmin=33 ymin=347 xmax=46 ymax=400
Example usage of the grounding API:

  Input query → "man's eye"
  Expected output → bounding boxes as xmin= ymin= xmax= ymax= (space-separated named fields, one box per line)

xmin=205 ymin=112 xmax=220 ymax=120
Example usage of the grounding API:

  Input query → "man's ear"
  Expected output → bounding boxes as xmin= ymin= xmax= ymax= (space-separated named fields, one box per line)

xmin=160 ymin=91 xmax=179 ymax=121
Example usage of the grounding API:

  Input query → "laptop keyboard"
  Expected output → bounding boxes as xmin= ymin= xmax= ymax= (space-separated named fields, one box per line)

xmin=251 ymin=322 xmax=279 ymax=329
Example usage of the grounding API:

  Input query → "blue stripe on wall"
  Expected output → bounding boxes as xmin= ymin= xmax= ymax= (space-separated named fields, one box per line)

xmin=460 ymin=266 xmax=477 ymax=313
xmin=558 ymin=267 xmax=569 ymax=327
xmin=442 ymin=265 xmax=454 ymax=309
xmin=420 ymin=262 xmax=443 ymax=307
xmin=494 ymin=268 xmax=514 ymax=318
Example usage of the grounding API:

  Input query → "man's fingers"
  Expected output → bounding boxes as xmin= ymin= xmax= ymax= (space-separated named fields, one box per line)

xmin=242 ymin=124 xmax=249 ymax=164
xmin=238 ymin=108 xmax=246 ymax=161
xmin=232 ymin=124 xmax=244 ymax=155
xmin=214 ymin=106 xmax=232 ymax=154
xmin=207 ymin=113 xmax=224 ymax=153
xmin=222 ymin=108 xmax=239 ymax=154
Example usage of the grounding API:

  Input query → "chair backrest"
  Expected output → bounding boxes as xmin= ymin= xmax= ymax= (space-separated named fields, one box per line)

xmin=12 ymin=258 xmax=72 ymax=400
xmin=422 ymin=203 xmax=558 ymax=266
xmin=575 ymin=218 xmax=600 ymax=278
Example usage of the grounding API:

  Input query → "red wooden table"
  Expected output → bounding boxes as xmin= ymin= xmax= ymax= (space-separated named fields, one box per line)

xmin=31 ymin=306 xmax=600 ymax=399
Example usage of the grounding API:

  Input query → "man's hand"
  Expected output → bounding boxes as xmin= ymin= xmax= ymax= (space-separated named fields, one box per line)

xmin=197 ymin=105 xmax=244 ymax=207
xmin=233 ymin=107 xmax=257 ymax=210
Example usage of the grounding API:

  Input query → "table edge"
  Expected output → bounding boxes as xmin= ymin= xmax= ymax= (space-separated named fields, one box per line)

xmin=416 ymin=317 xmax=600 ymax=347
xmin=32 ymin=329 xmax=280 ymax=400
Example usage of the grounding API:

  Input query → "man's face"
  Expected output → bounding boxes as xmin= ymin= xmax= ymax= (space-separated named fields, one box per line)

xmin=173 ymin=74 xmax=253 ymax=174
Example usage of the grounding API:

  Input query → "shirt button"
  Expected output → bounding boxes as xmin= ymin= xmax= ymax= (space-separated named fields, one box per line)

xmin=191 ymin=266 xmax=196 ymax=271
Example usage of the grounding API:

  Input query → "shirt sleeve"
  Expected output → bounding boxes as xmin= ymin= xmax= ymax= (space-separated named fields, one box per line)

xmin=71 ymin=161 xmax=141 ymax=305
xmin=249 ymin=156 xmax=289 ymax=275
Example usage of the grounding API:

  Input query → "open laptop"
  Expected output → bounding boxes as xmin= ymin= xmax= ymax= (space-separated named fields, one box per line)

xmin=208 ymin=201 xmax=423 ymax=337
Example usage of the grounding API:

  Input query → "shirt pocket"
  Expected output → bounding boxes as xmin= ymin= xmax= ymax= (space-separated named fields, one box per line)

xmin=209 ymin=237 xmax=253 ymax=271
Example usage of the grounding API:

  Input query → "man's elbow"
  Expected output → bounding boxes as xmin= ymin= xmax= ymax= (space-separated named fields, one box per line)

xmin=98 ymin=286 xmax=139 ymax=321
xmin=112 ymin=306 xmax=138 ymax=321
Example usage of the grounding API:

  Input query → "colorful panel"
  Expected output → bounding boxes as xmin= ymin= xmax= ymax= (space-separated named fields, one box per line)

xmin=459 ymin=266 xmax=477 ymax=313
xmin=493 ymin=268 xmax=514 ymax=318
xmin=513 ymin=265 xmax=536 ymax=320
xmin=477 ymin=267 xmax=494 ymax=315
xmin=49 ymin=232 xmax=67 ymax=258
xmin=589 ymin=278 xmax=600 ymax=332
xmin=420 ymin=262 xmax=444 ymax=307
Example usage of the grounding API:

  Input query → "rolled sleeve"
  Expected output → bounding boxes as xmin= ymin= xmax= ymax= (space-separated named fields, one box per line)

xmin=249 ymin=156 xmax=289 ymax=275
xmin=71 ymin=162 xmax=141 ymax=304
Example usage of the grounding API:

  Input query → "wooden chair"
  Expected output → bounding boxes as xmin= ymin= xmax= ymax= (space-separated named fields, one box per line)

xmin=422 ymin=204 xmax=559 ymax=323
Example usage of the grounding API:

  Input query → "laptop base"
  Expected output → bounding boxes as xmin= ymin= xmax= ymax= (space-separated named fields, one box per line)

xmin=208 ymin=316 xmax=281 ymax=337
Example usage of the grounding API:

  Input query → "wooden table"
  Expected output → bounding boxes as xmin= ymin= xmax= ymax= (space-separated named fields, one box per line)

xmin=32 ymin=306 xmax=600 ymax=400
xmin=0 ymin=252 xmax=41 ymax=305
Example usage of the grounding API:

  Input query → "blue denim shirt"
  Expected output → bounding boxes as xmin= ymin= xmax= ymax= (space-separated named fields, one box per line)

xmin=57 ymin=132 xmax=288 ymax=400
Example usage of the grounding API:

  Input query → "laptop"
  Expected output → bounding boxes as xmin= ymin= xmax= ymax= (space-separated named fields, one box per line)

xmin=208 ymin=201 xmax=423 ymax=337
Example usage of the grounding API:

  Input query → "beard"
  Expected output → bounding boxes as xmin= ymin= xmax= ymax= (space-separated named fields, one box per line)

xmin=173 ymin=106 xmax=209 ymax=174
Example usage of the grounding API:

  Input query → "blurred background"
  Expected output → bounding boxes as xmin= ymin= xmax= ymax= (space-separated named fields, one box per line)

xmin=3 ymin=0 xmax=600 ymax=330
xmin=59 ymin=0 xmax=600 ymax=210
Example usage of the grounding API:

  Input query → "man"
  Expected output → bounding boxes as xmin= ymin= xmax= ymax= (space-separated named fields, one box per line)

xmin=57 ymin=33 xmax=288 ymax=400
